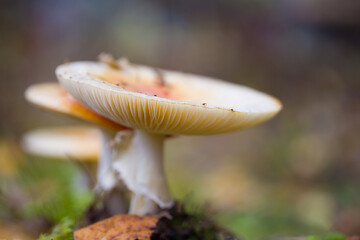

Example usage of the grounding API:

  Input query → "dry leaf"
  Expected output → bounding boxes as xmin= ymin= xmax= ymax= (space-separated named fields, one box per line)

xmin=74 ymin=214 xmax=159 ymax=240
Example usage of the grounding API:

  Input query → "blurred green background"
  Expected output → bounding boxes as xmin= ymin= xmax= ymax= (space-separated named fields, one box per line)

xmin=0 ymin=0 xmax=360 ymax=239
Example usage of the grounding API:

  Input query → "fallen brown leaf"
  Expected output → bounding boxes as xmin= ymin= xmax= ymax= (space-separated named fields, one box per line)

xmin=74 ymin=214 xmax=159 ymax=240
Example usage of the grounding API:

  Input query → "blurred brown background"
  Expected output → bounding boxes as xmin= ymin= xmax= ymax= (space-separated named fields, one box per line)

xmin=0 ymin=0 xmax=360 ymax=239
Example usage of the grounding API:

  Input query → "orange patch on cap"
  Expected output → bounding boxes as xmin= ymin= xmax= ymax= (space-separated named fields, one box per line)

xmin=57 ymin=88 xmax=126 ymax=131
xmin=25 ymin=83 xmax=127 ymax=131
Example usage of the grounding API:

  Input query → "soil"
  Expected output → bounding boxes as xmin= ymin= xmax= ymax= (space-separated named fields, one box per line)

xmin=84 ymin=187 xmax=128 ymax=225
xmin=150 ymin=203 xmax=239 ymax=240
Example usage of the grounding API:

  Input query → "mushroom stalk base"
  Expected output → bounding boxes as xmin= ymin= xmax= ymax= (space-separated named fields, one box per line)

xmin=113 ymin=129 xmax=174 ymax=215
xmin=129 ymin=193 xmax=159 ymax=216
xmin=95 ymin=129 xmax=127 ymax=214
xmin=96 ymin=129 xmax=118 ymax=192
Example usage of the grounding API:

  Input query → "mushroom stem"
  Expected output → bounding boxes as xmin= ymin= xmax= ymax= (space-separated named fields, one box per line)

xmin=95 ymin=129 xmax=127 ymax=214
xmin=113 ymin=129 xmax=174 ymax=215
xmin=129 ymin=194 xmax=159 ymax=215
xmin=96 ymin=129 xmax=117 ymax=192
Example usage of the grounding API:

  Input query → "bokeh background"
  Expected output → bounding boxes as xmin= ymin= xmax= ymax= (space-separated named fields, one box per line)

xmin=1 ymin=0 xmax=360 ymax=239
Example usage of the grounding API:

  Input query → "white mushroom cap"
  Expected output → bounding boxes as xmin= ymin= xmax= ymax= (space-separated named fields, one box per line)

xmin=56 ymin=62 xmax=282 ymax=135
xmin=25 ymin=83 xmax=126 ymax=131
xmin=21 ymin=126 xmax=101 ymax=161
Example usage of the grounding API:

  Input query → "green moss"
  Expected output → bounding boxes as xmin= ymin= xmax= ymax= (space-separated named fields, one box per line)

xmin=216 ymin=210 xmax=323 ymax=239
xmin=305 ymin=233 xmax=346 ymax=240
xmin=38 ymin=217 xmax=74 ymax=240
xmin=18 ymin=156 xmax=93 ymax=223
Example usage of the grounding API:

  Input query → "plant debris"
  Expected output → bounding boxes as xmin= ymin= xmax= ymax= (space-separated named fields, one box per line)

xmin=98 ymin=52 xmax=121 ymax=70
xmin=154 ymin=68 xmax=166 ymax=87
xmin=151 ymin=204 xmax=239 ymax=240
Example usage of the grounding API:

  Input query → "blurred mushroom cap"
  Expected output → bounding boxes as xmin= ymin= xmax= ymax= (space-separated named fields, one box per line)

xmin=25 ymin=82 xmax=126 ymax=131
xmin=21 ymin=126 xmax=101 ymax=161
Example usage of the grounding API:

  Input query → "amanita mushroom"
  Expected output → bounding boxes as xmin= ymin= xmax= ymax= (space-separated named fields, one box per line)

xmin=25 ymin=83 xmax=129 ymax=207
xmin=56 ymin=59 xmax=282 ymax=215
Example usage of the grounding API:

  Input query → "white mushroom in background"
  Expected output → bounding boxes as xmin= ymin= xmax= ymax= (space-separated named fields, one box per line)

xmin=56 ymin=57 xmax=282 ymax=215
xmin=25 ymin=83 xmax=129 ymax=214
xmin=21 ymin=126 xmax=128 ymax=215
xmin=21 ymin=126 xmax=100 ymax=187
xmin=22 ymin=126 xmax=100 ymax=161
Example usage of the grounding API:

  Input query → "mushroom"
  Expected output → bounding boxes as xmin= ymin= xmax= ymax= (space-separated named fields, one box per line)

xmin=25 ymin=83 xmax=130 ymax=213
xmin=22 ymin=125 xmax=100 ymax=161
xmin=56 ymin=59 xmax=282 ymax=215
xmin=21 ymin=125 xmax=128 ymax=214
xmin=21 ymin=126 xmax=100 ymax=189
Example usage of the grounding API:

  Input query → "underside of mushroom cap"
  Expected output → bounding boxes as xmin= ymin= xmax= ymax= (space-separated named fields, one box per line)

xmin=56 ymin=61 xmax=282 ymax=135
xmin=21 ymin=126 xmax=101 ymax=161
xmin=25 ymin=83 xmax=126 ymax=131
